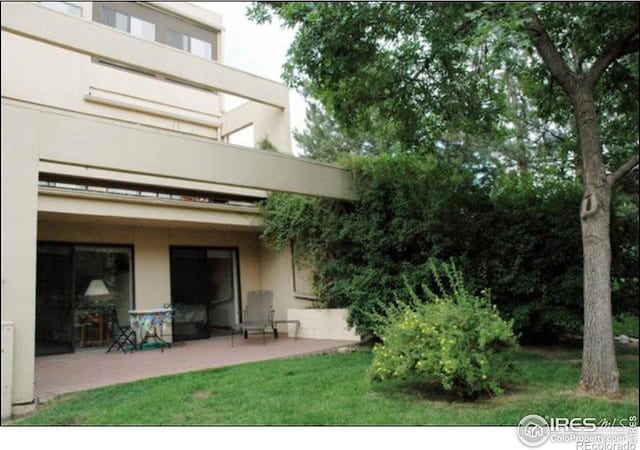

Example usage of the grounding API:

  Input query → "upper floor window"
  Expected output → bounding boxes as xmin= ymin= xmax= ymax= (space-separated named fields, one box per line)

xmin=101 ymin=6 xmax=156 ymax=41
xmin=40 ymin=1 xmax=82 ymax=18
xmin=93 ymin=2 xmax=218 ymax=60
xmin=166 ymin=29 xmax=212 ymax=59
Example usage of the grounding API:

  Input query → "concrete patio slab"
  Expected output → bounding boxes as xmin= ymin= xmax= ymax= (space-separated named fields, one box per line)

xmin=35 ymin=335 xmax=356 ymax=402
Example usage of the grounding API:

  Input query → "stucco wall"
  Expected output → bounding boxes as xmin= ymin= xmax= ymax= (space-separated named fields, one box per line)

xmin=287 ymin=309 xmax=360 ymax=342
xmin=1 ymin=104 xmax=39 ymax=406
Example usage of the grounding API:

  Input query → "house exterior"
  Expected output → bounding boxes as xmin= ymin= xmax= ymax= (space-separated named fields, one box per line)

xmin=1 ymin=1 xmax=353 ymax=417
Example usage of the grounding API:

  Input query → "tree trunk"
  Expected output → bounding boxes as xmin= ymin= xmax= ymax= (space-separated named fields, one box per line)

xmin=574 ymin=85 xmax=619 ymax=396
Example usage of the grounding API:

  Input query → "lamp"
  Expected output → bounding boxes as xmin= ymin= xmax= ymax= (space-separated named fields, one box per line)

xmin=80 ymin=279 xmax=112 ymax=347
xmin=84 ymin=279 xmax=112 ymax=301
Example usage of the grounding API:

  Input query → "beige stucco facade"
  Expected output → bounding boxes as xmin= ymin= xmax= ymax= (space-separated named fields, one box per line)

xmin=1 ymin=2 xmax=353 ymax=417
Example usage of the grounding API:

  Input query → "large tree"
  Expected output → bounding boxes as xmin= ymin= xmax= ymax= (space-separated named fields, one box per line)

xmin=251 ymin=2 xmax=639 ymax=396
xmin=521 ymin=4 xmax=638 ymax=397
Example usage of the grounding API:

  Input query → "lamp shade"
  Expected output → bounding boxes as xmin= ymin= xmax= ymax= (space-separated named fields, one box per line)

xmin=84 ymin=279 xmax=111 ymax=299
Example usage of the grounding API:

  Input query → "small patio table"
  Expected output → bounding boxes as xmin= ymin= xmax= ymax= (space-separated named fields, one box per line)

xmin=129 ymin=308 xmax=172 ymax=352
xmin=273 ymin=319 xmax=300 ymax=340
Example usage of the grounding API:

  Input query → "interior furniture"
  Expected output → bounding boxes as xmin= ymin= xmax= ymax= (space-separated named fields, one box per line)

xmin=79 ymin=313 xmax=108 ymax=347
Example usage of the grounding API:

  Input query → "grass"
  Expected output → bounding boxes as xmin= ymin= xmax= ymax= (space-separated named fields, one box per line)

xmin=12 ymin=346 xmax=639 ymax=425
xmin=614 ymin=313 xmax=639 ymax=338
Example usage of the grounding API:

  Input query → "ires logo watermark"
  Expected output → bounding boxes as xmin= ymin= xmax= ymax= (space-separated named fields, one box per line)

xmin=517 ymin=415 xmax=637 ymax=448
xmin=517 ymin=415 xmax=550 ymax=447
xmin=549 ymin=417 xmax=597 ymax=431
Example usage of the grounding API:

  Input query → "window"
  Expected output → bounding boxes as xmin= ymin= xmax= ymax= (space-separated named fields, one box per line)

xmin=41 ymin=1 xmax=82 ymax=18
xmin=167 ymin=30 xmax=212 ymax=59
xmin=101 ymin=7 xmax=126 ymax=32
xmin=166 ymin=29 xmax=189 ymax=52
xmin=93 ymin=2 xmax=218 ymax=60
xmin=131 ymin=16 xmax=156 ymax=41
xmin=190 ymin=36 xmax=212 ymax=59
xmin=291 ymin=244 xmax=316 ymax=300
xmin=38 ymin=174 xmax=263 ymax=206
xmin=101 ymin=6 xmax=156 ymax=41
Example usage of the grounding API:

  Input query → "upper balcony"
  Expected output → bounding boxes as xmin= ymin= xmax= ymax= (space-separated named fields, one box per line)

xmin=1 ymin=2 xmax=354 ymax=201
xmin=1 ymin=1 xmax=291 ymax=152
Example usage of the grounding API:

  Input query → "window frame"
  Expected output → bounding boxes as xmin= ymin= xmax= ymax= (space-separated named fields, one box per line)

xmin=166 ymin=28 xmax=213 ymax=59
xmin=100 ymin=5 xmax=156 ymax=41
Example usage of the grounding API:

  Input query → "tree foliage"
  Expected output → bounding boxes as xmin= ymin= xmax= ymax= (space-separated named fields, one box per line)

xmin=294 ymin=100 xmax=403 ymax=163
xmin=250 ymin=2 xmax=638 ymax=172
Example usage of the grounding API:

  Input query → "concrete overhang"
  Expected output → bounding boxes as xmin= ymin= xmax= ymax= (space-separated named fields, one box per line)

xmin=3 ymin=100 xmax=356 ymax=200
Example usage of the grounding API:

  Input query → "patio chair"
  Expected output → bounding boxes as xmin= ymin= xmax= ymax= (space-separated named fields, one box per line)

xmin=105 ymin=306 xmax=136 ymax=354
xmin=233 ymin=290 xmax=276 ymax=346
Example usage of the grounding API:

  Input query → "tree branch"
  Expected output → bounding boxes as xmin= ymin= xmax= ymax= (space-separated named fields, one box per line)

xmin=607 ymin=153 xmax=639 ymax=186
xmin=409 ymin=56 xmax=432 ymax=84
xmin=586 ymin=24 xmax=639 ymax=88
xmin=527 ymin=12 xmax=576 ymax=98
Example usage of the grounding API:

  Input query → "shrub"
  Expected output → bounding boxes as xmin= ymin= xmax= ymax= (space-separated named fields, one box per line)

xmin=370 ymin=261 xmax=518 ymax=399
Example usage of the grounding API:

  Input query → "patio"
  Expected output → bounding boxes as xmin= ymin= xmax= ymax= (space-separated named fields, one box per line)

xmin=35 ymin=335 xmax=356 ymax=403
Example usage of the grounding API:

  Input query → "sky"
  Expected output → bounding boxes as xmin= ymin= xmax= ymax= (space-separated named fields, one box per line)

xmin=195 ymin=2 xmax=306 ymax=154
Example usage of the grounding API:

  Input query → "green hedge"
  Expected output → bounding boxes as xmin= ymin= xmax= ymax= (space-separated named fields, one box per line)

xmin=261 ymin=154 xmax=639 ymax=341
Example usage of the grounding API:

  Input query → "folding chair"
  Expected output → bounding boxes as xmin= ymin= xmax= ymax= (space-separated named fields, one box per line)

xmin=233 ymin=290 xmax=275 ymax=346
xmin=105 ymin=306 xmax=136 ymax=353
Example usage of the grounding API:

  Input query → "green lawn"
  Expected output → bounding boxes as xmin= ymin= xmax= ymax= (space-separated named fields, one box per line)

xmin=12 ymin=346 xmax=639 ymax=425
xmin=614 ymin=313 xmax=639 ymax=338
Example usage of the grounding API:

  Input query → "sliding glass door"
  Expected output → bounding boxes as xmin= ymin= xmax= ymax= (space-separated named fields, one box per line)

xmin=36 ymin=245 xmax=74 ymax=356
xmin=35 ymin=242 xmax=134 ymax=356
xmin=170 ymin=247 xmax=240 ymax=341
